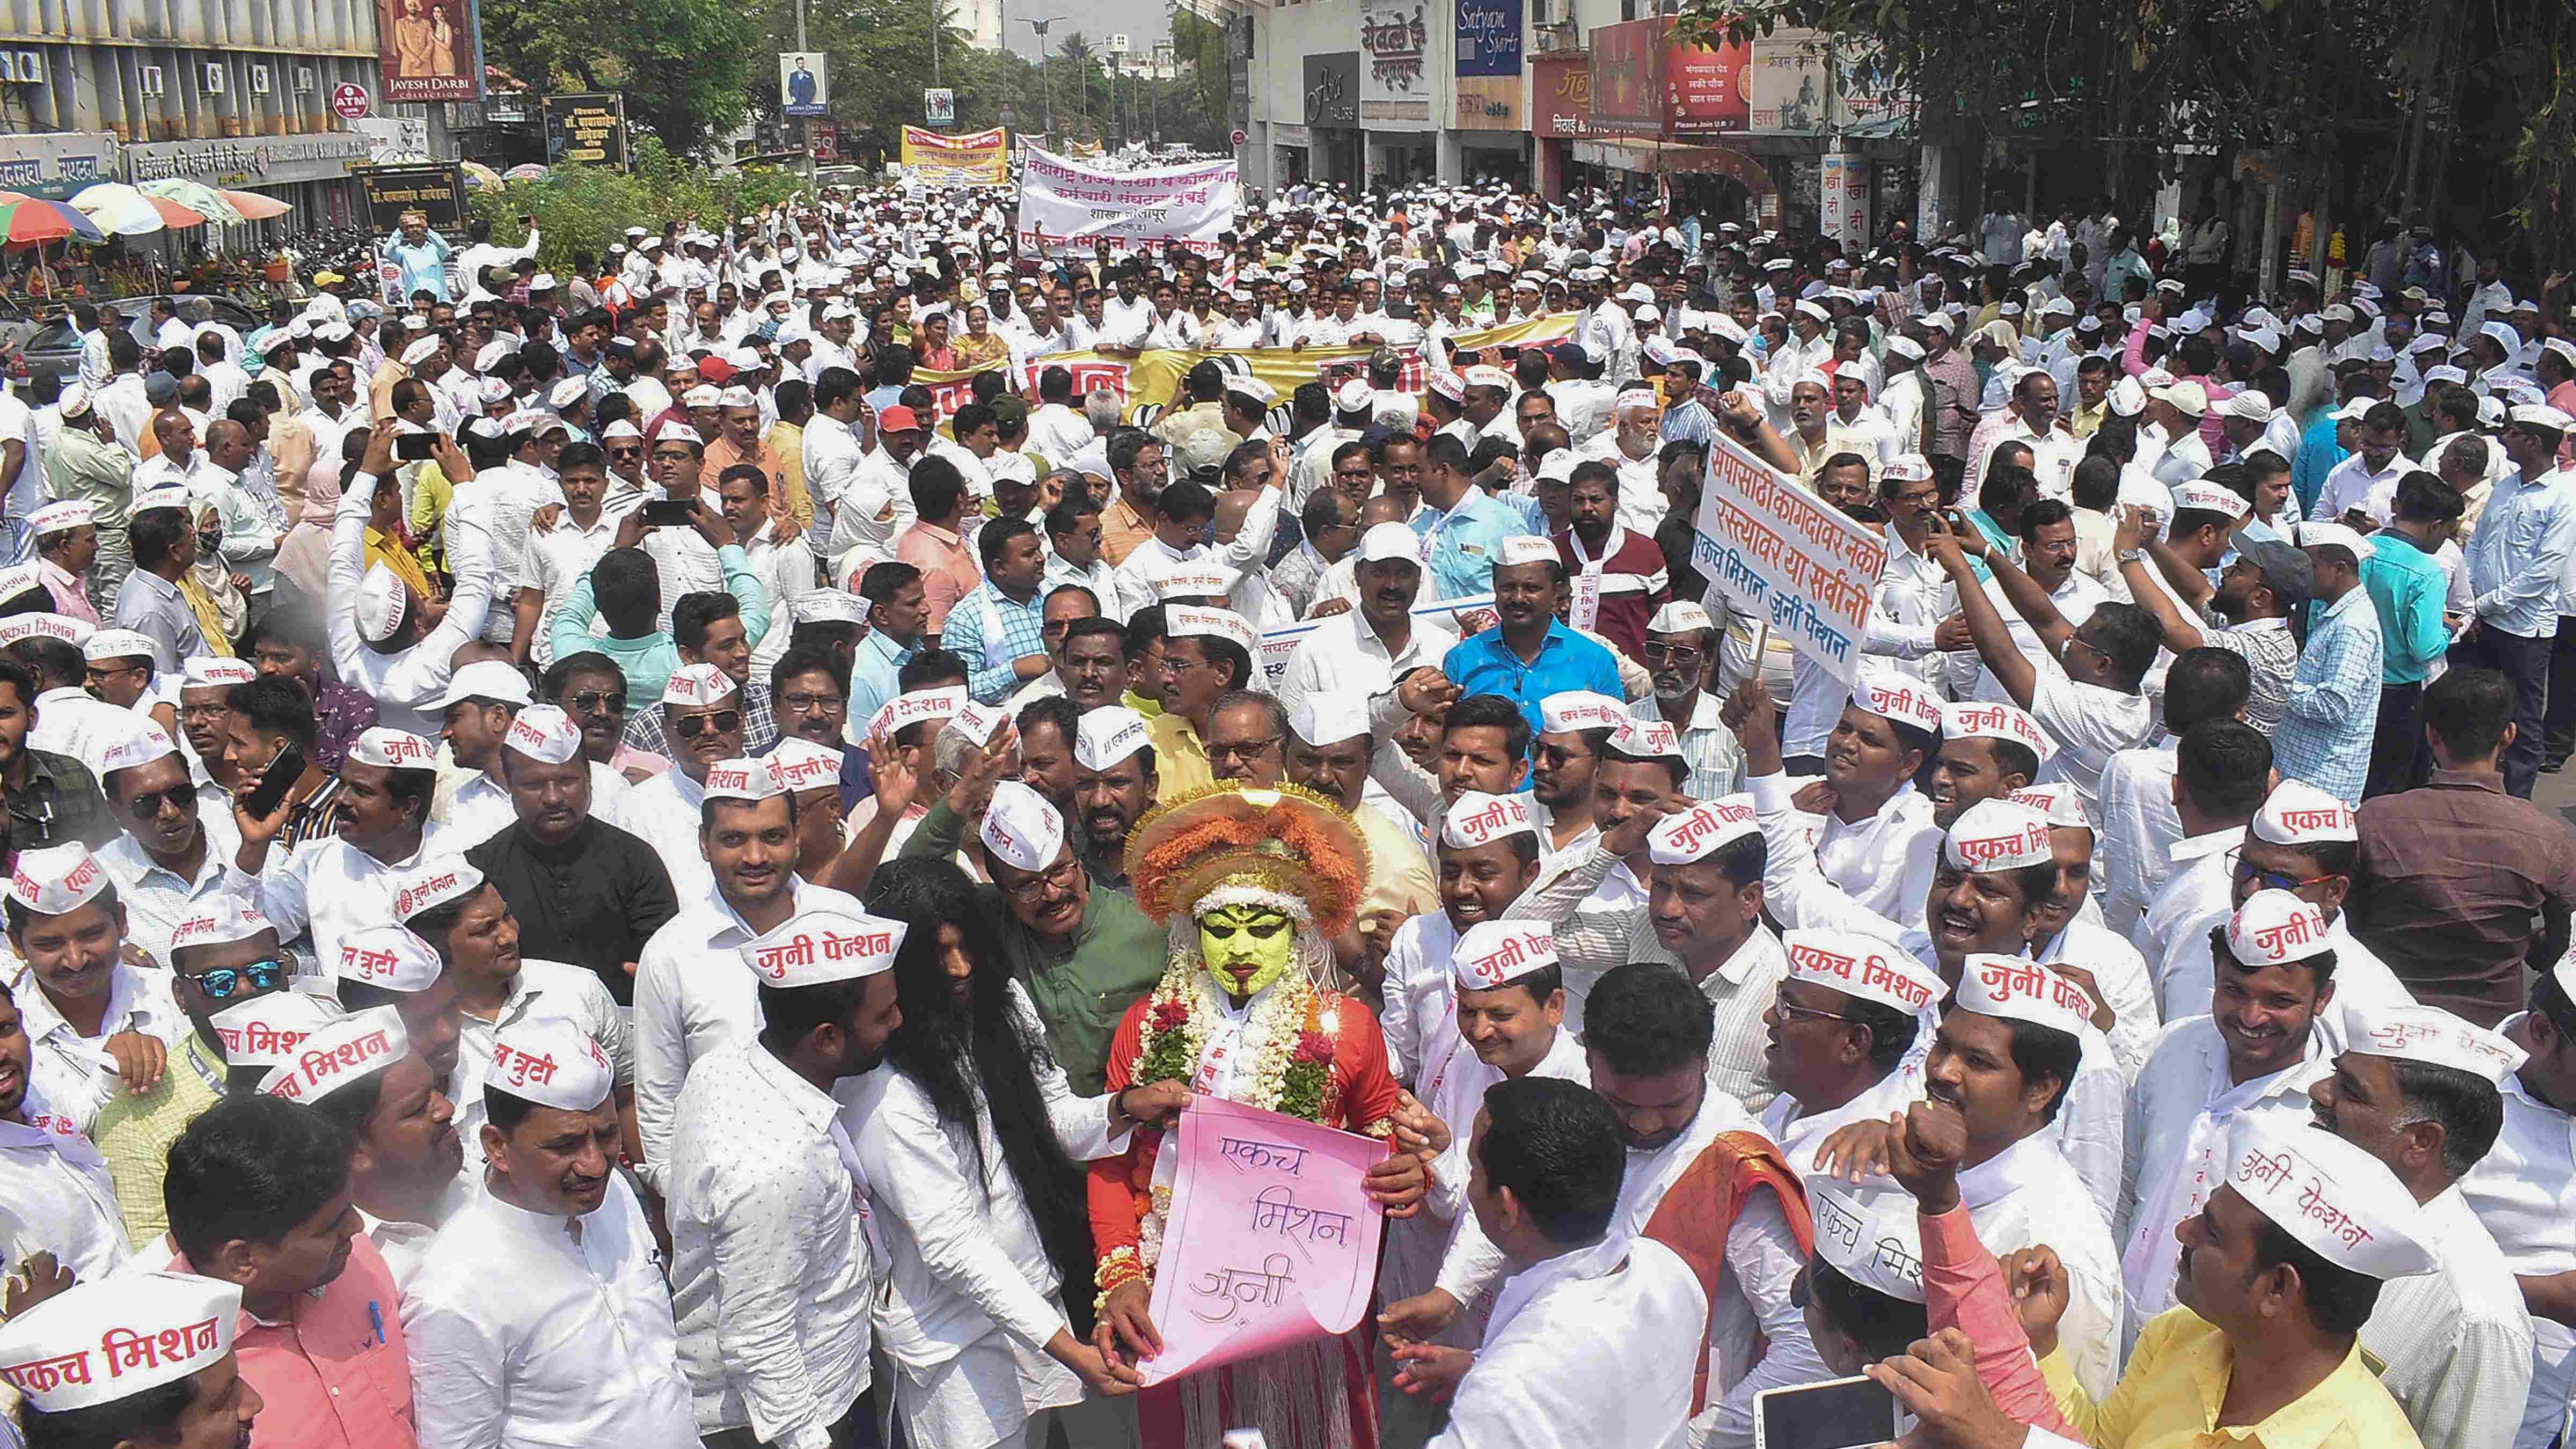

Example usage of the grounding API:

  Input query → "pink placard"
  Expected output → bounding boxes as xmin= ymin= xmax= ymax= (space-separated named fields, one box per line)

xmin=1138 ymin=1095 xmax=1389 ymax=1386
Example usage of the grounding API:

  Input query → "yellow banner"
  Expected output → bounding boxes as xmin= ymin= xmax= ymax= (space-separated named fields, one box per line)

xmin=899 ymin=125 xmax=1008 ymax=185
xmin=910 ymin=314 xmax=1579 ymax=426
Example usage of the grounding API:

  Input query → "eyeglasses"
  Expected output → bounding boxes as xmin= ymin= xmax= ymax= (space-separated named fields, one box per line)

xmin=1208 ymin=734 xmax=1282 ymax=766
xmin=672 ymin=709 xmax=743 ymax=739
xmin=1002 ymin=857 xmax=1084 ymax=904
xmin=779 ymin=691 xmax=844 ymax=715
xmin=565 ymin=690 xmax=627 ymax=715
xmin=121 ymin=783 xmax=194 ymax=818
xmin=1773 ymin=998 xmax=1852 ymax=1026
xmin=1640 ymin=641 xmax=1704 ymax=668
xmin=2227 ymin=847 xmax=2339 ymax=894
xmin=182 ymin=958 xmax=287 ymax=1002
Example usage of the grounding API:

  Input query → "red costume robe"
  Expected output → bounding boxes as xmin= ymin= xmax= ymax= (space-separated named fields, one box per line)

xmin=1089 ymin=989 xmax=1404 ymax=1449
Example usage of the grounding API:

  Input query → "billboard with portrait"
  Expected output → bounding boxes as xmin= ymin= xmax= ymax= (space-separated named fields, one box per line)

xmin=780 ymin=52 xmax=829 ymax=117
xmin=377 ymin=0 xmax=485 ymax=104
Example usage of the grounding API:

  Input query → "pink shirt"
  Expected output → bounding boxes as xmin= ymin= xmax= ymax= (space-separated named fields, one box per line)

xmin=1921 ymin=1205 xmax=2079 ymax=1434
xmin=38 ymin=561 xmax=97 ymax=625
xmin=895 ymin=521 xmax=982 ymax=637
xmin=180 ymin=1233 xmax=421 ymax=1449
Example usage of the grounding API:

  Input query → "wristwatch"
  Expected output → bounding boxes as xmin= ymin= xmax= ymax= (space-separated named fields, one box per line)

xmin=2116 ymin=548 xmax=2143 ymax=564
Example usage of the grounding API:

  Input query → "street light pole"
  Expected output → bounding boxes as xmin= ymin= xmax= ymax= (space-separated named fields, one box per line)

xmin=795 ymin=0 xmax=809 ymax=172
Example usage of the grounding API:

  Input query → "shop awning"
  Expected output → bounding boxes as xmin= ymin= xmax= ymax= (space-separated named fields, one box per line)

xmin=1570 ymin=138 xmax=1777 ymax=194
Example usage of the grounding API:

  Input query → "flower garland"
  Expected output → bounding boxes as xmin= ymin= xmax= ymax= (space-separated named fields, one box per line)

xmin=1129 ymin=952 xmax=1340 ymax=1124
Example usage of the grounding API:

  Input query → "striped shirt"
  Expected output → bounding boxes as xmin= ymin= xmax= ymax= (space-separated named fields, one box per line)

xmin=2277 ymin=587 xmax=2385 ymax=804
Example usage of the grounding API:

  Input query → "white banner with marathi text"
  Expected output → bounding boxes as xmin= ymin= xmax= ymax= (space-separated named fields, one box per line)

xmin=1690 ymin=430 xmax=1887 ymax=685
xmin=1015 ymin=145 xmax=1238 ymax=254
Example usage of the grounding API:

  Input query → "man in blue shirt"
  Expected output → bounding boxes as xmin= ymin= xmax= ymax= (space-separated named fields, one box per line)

xmin=382 ymin=212 xmax=453 ymax=305
xmin=2458 ymin=403 xmax=2576 ymax=797
xmin=847 ymin=558 xmax=926 ymax=733
xmin=2359 ymin=472 xmax=2464 ymax=797
xmin=1441 ymin=537 xmax=1624 ymax=739
xmin=2278 ymin=522 xmax=2386 ymax=806
xmin=1417 ymin=433 xmax=1524 ymax=602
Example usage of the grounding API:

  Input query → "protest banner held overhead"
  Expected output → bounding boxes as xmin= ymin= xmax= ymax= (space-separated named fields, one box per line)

xmin=1015 ymin=146 xmax=1240 ymax=254
xmin=1691 ymin=427 xmax=1887 ymax=685
xmin=898 ymin=125 xmax=1008 ymax=186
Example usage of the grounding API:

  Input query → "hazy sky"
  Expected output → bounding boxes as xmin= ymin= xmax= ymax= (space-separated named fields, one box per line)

xmin=986 ymin=0 xmax=1173 ymax=62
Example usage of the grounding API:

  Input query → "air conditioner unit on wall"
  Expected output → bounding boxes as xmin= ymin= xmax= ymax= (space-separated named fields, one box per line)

xmin=0 ymin=57 xmax=17 ymax=84
xmin=140 ymin=64 xmax=165 ymax=97
xmin=295 ymin=65 xmax=316 ymax=92
xmin=201 ymin=63 xmax=225 ymax=94
xmin=15 ymin=53 xmax=41 ymax=84
xmin=250 ymin=63 xmax=272 ymax=94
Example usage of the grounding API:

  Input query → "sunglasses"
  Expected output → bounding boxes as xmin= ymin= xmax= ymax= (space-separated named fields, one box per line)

xmin=565 ymin=690 xmax=627 ymax=715
xmin=184 ymin=958 xmax=287 ymax=1001
xmin=121 ymin=783 xmax=194 ymax=817
xmin=672 ymin=709 xmax=743 ymax=739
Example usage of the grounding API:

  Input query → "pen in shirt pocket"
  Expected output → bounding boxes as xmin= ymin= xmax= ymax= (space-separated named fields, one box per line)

xmin=368 ymin=1301 xmax=385 ymax=1345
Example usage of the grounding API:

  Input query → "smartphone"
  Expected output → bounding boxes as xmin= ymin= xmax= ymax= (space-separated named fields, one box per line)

xmin=1753 ymin=1375 xmax=1899 ymax=1449
xmin=640 ymin=499 xmax=697 ymax=528
xmin=396 ymin=433 xmax=439 ymax=462
xmin=241 ymin=746 xmax=305 ymax=820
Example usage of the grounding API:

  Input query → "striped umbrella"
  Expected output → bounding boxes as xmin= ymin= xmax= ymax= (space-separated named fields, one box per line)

xmin=141 ymin=178 xmax=247 ymax=226
xmin=0 ymin=192 xmax=105 ymax=245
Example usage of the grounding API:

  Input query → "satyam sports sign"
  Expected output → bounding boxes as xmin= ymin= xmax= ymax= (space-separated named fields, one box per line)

xmin=1016 ymin=145 xmax=1238 ymax=254
xmin=898 ymin=125 xmax=1007 ymax=186
xmin=1690 ymin=427 xmax=1886 ymax=685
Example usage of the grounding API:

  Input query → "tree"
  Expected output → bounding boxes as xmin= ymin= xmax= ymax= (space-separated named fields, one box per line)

xmin=480 ymin=0 xmax=757 ymax=153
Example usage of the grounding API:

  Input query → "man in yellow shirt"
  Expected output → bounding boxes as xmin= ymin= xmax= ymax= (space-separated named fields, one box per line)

xmin=1868 ymin=1108 xmax=2438 ymax=1449
xmin=1142 ymin=604 xmax=1259 ymax=797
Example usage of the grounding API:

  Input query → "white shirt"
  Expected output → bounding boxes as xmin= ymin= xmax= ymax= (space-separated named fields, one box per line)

xmin=2096 ymin=741 xmax=2182 ymax=939
xmin=447 ymin=957 xmax=632 ymax=1187
xmin=619 ymin=768 xmax=715 ymax=905
xmin=1953 ymin=1132 xmax=2128 ymax=1401
xmin=1431 ymin=1235 xmax=1704 ymax=1449
xmin=446 ymin=461 xmax=558 ymax=647
xmin=1761 ymin=1067 xmax=1920 ymax=1181
xmin=2461 ymin=1051 xmax=2576 ymax=1449
xmin=2032 ymin=916 xmax=2161 ymax=1079
xmin=669 ymin=1040 xmax=877 ymax=1448
xmin=826 ymin=447 xmax=918 ymax=566
xmin=93 ymin=822 xmax=246 ymax=972
xmin=631 ymin=877 xmax=865 ymax=1192
xmin=2318 ymin=450 xmax=2418 ymax=525
xmin=1749 ymin=771 xmax=1942 ymax=936
xmin=4 ymin=961 xmax=189 ymax=1132
xmin=405 ymin=1173 xmax=698 ymax=1449
xmin=241 ymin=826 xmax=449 ymax=990
xmin=0 ymin=1091 xmax=131 ymax=1282
xmin=1024 ymin=402 xmax=1094 ymax=465
xmin=1276 ymin=610 xmax=1458 ymax=724
xmin=1945 ymin=569 xmax=2109 ymax=708
xmin=2363 ymin=1184 xmax=2536 ymax=1449
xmin=519 ymin=513 xmax=617 ymax=670
xmin=326 ymin=474 xmax=500 ymax=734
xmin=2118 ymin=1014 xmax=2332 ymax=1336
xmin=2026 ymin=654 xmax=2155 ymax=824
xmin=845 ymin=982 xmax=1128 ymax=1393
xmin=436 ymin=770 xmax=518 ymax=850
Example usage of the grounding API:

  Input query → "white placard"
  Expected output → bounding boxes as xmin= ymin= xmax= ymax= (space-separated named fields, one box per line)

xmin=1015 ymin=145 xmax=1239 ymax=254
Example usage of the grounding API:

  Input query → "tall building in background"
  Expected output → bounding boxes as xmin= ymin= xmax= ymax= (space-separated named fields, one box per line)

xmin=0 ymin=0 xmax=458 ymax=222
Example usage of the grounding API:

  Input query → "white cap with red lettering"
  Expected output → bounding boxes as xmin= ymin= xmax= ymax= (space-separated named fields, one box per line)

xmin=1075 ymin=705 xmax=1154 ymax=767
xmin=208 ymin=989 xmax=339 ymax=1071
xmin=1450 ymin=919 xmax=1558 ymax=991
xmin=1608 ymin=714 xmax=1681 ymax=762
xmin=1168 ymin=604 xmax=1259 ymax=656
xmin=167 ymin=901 xmax=276 ymax=957
xmin=502 ymin=704 xmax=585 ymax=765
xmin=0 ymin=1274 xmax=243 ymax=1411
xmin=1942 ymin=799 xmax=2054 ymax=873
xmin=662 ymin=662 xmax=740 ymax=709
xmin=1783 ymin=927 xmax=1944 ymax=1015
xmin=1956 ymin=953 xmax=2094 ymax=1038
xmin=2223 ymin=889 xmax=2335 ymax=968
xmin=1852 ymin=671 xmax=1943 ymax=735
xmin=335 ymin=925 xmax=445 ymax=992
xmin=260 ymin=1007 xmax=409 ymax=1103
xmin=1649 ymin=795 xmax=1759 ymax=865
xmin=980 ymin=780 xmax=1064 ymax=873
xmin=740 ymin=908 xmax=908 ymax=987
xmin=391 ymin=858 xmax=484 ymax=924
xmin=347 ymin=727 xmax=440 ymax=771
xmin=2223 ymin=1116 xmax=2436 ymax=1279
xmin=486 ymin=1016 xmax=614 ymax=1113
xmin=2008 ymin=783 xmax=2092 ymax=835
xmin=6 ymin=843 xmax=109 ymax=916
xmin=770 ymin=736 xmax=843 ymax=793
xmin=1937 ymin=701 xmax=2057 ymax=764
xmin=1807 ymin=1181 xmax=1925 ymax=1304
xmin=2251 ymin=779 xmax=2357 ymax=845
xmin=1441 ymin=791 xmax=1538 ymax=849
xmin=2342 ymin=1002 xmax=2525 ymax=1085
xmin=702 ymin=756 xmax=786 ymax=804
xmin=1538 ymin=691 xmax=1626 ymax=735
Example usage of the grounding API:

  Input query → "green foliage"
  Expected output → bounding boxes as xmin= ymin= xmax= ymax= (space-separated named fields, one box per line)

xmin=465 ymin=139 xmax=807 ymax=268
xmin=480 ymin=0 xmax=758 ymax=153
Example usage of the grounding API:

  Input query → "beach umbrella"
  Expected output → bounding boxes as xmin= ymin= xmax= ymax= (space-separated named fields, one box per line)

xmin=70 ymin=183 xmax=180 ymax=235
xmin=0 ymin=193 xmax=105 ymax=245
xmin=218 ymin=189 xmax=292 ymax=220
xmin=140 ymin=178 xmax=247 ymax=226
xmin=503 ymin=163 xmax=550 ymax=182
xmin=459 ymin=161 xmax=502 ymax=189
